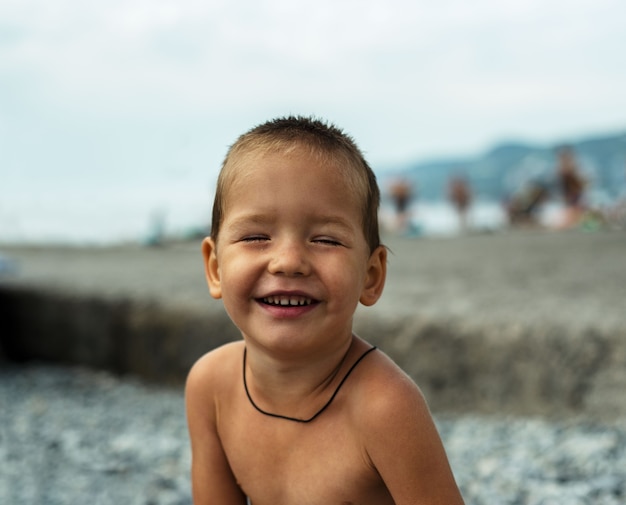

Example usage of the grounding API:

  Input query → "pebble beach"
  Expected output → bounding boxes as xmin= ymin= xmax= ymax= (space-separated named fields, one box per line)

xmin=1 ymin=229 xmax=625 ymax=504
xmin=1 ymin=364 xmax=625 ymax=505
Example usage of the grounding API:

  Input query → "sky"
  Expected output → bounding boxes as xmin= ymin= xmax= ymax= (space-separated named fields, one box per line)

xmin=1 ymin=0 xmax=626 ymax=242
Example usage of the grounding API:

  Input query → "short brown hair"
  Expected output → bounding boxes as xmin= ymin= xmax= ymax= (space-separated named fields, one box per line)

xmin=211 ymin=116 xmax=381 ymax=252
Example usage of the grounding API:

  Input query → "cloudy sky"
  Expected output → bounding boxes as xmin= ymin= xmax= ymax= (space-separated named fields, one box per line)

xmin=1 ymin=0 xmax=625 ymax=241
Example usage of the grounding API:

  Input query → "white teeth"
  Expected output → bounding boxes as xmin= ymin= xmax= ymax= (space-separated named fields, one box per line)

xmin=262 ymin=296 xmax=312 ymax=306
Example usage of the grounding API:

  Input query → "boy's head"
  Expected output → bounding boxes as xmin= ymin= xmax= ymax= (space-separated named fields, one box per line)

xmin=211 ymin=116 xmax=381 ymax=253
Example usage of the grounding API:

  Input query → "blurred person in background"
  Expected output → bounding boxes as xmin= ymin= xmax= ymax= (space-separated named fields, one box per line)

xmin=505 ymin=181 xmax=550 ymax=228
xmin=389 ymin=178 xmax=414 ymax=234
xmin=555 ymin=146 xmax=587 ymax=229
xmin=447 ymin=175 xmax=472 ymax=233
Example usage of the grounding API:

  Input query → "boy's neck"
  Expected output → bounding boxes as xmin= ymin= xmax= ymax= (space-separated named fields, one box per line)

xmin=243 ymin=334 xmax=362 ymax=419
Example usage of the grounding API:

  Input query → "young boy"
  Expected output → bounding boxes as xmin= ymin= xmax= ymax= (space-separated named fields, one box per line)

xmin=186 ymin=116 xmax=465 ymax=505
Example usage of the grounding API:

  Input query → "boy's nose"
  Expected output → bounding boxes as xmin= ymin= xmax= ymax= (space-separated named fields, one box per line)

xmin=268 ymin=239 xmax=311 ymax=276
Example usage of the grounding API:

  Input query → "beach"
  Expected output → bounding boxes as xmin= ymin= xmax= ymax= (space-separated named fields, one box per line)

xmin=1 ymin=229 xmax=626 ymax=504
xmin=2 ymin=229 xmax=624 ymax=330
xmin=1 ymin=363 xmax=625 ymax=505
xmin=2 ymin=229 xmax=625 ymax=415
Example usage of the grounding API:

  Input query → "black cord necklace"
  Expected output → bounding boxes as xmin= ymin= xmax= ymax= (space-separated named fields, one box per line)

xmin=242 ymin=345 xmax=377 ymax=423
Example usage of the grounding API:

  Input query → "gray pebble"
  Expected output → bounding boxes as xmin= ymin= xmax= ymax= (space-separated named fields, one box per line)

xmin=1 ymin=365 xmax=625 ymax=504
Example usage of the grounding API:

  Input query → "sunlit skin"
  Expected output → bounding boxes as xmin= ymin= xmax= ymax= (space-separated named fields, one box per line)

xmin=207 ymin=149 xmax=382 ymax=364
xmin=186 ymin=146 xmax=465 ymax=505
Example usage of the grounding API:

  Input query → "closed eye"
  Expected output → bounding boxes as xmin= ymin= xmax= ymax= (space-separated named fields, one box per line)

xmin=241 ymin=235 xmax=270 ymax=243
xmin=312 ymin=237 xmax=342 ymax=246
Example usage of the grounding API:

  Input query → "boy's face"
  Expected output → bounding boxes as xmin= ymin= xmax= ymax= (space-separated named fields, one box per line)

xmin=203 ymin=147 xmax=386 ymax=357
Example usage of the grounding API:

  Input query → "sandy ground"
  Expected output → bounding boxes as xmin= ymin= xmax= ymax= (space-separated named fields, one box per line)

xmin=2 ymin=229 xmax=625 ymax=332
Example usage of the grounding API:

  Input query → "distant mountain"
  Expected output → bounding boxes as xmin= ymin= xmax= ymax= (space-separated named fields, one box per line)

xmin=378 ymin=130 xmax=626 ymax=203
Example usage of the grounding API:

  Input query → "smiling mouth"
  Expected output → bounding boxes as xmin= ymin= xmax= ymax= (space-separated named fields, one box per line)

xmin=260 ymin=295 xmax=316 ymax=307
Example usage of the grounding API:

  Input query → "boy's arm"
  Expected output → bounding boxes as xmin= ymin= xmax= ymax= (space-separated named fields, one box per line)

xmin=361 ymin=372 xmax=465 ymax=505
xmin=185 ymin=354 xmax=247 ymax=505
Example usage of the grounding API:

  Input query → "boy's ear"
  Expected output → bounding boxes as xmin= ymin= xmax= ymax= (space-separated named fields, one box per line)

xmin=202 ymin=237 xmax=222 ymax=299
xmin=360 ymin=245 xmax=387 ymax=307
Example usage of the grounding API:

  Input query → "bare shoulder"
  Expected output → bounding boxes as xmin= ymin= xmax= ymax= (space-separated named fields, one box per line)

xmin=187 ymin=341 xmax=243 ymax=384
xmin=351 ymin=348 xmax=465 ymax=505
xmin=185 ymin=341 xmax=248 ymax=504
xmin=351 ymin=348 xmax=430 ymax=422
xmin=185 ymin=341 xmax=244 ymax=415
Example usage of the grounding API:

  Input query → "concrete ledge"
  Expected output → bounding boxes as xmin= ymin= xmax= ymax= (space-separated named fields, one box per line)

xmin=0 ymin=286 xmax=239 ymax=384
xmin=356 ymin=315 xmax=626 ymax=419
xmin=2 ymin=284 xmax=624 ymax=420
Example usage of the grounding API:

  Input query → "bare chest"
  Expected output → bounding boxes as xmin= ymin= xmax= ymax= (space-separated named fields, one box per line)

xmin=218 ymin=408 xmax=394 ymax=505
